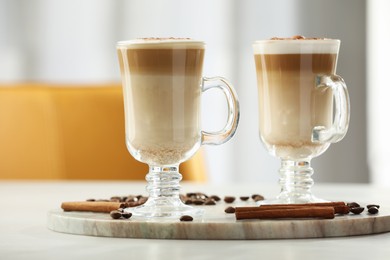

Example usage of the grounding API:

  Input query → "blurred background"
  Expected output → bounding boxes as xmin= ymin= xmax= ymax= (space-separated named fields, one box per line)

xmin=0 ymin=0 xmax=388 ymax=186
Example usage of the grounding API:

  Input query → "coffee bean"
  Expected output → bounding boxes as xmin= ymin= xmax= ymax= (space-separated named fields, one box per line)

xmin=368 ymin=206 xmax=379 ymax=214
xmin=196 ymin=192 xmax=209 ymax=199
xmin=125 ymin=196 xmax=137 ymax=203
xmin=224 ymin=196 xmax=236 ymax=203
xmin=110 ymin=196 xmax=122 ymax=202
xmin=367 ymin=204 xmax=380 ymax=209
xmin=180 ymin=215 xmax=193 ymax=221
xmin=186 ymin=192 xmax=208 ymax=200
xmin=350 ymin=207 xmax=364 ymax=214
xmin=135 ymin=195 xmax=144 ymax=200
xmin=240 ymin=196 xmax=250 ymax=201
xmin=347 ymin=202 xmax=360 ymax=208
xmin=251 ymin=194 xmax=261 ymax=199
xmin=225 ymin=206 xmax=236 ymax=214
xmin=184 ymin=199 xmax=193 ymax=205
xmin=253 ymin=195 xmax=265 ymax=202
xmin=122 ymin=212 xmax=132 ymax=219
xmin=119 ymin=203 xmax=128 ymax=209
xmin=192 ymin=199 xmax=205 ymax=205
xmin=126 ymin=201 xmax=138 ymax=207
xmin=210 ymin=195 xmax=221 ymax=202
xmin=204 ymin=199 xmax=216 ymax=205
xmin=110 ymin=210 xmax=122 ymax=219
xmin=137 ymin=197 xmax=148 ymax=205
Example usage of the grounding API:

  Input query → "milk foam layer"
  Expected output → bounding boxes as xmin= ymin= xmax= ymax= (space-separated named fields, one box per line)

xmin=253 ymin=39 xmax=340 ymax=54
xmin=117 ymin=38 xmax=205 ymax=49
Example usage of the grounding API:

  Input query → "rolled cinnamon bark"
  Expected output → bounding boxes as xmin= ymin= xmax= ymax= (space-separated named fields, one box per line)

xmin=235 ymin=207 xmax=335 ymax=220
xmin=61 ymin=201 xmax=123 ymax=213
xmin=236 ymin=202 xmax=349 ymax=215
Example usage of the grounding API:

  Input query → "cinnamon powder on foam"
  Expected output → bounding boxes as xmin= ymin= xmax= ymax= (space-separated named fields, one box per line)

xmin=270 ymin=35 xmax=328 ymax=40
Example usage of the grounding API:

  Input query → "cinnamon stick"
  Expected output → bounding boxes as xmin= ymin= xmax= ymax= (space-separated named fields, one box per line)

xmin=61 ymin=201 xmax=123 ymax=213
xmin=255 ymin=201 xmax=346 ymax=208
xmin=235 ymin=206 xmax=335 ymax=220
xmin=235 ymin=202 xmax=349 ymax=215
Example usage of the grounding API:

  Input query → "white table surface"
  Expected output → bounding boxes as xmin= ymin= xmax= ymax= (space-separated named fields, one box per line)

xmin=1 ymin=181 xmax=389 ymax=260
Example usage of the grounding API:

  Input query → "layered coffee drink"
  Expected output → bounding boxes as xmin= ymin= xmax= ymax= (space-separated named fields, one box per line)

xmin=254 ymin=37 xmax=340 ymax=159
xmin=117 ymin=38 xmax=205 ymax=165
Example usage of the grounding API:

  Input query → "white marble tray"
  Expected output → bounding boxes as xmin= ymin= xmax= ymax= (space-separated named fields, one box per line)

xmin=47 ymin=203 xmax=390 ymax=240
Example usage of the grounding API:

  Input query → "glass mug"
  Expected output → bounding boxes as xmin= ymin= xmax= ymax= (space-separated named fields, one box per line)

xmin=117 ymin=38 xmax=240 ymax=218
xmin=253 ymin=38 xmax=350 ymax=203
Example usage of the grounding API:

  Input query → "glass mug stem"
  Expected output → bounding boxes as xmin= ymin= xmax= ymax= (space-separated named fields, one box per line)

xmin=146 ymin=166 xmax=181 ymax=198
xmin=129 ymin=165 xmax=203 ymax=218
xmin=277 ymin=159 xmax=325 ymax=203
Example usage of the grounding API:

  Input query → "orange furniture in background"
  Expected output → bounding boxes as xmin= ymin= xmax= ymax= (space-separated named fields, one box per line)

xmin=0 ymin=83 xmax=207 ymax=181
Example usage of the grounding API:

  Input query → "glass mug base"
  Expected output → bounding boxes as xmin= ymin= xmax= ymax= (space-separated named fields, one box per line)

xmin=125 ymin=165 xmax=204 ymax=219
xmin=125 ymin=199 xmax=204 ymax=218
xmin=257 ymin=193 xmax=328 ymax=205
xmin=258 ymin=159 xmax=328 ymax=205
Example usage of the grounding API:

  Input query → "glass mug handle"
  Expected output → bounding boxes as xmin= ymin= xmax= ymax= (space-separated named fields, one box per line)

xmin=312 ymin=75 xmax=350 ymax=143
xmin=201 ymin=76 xmax=240 ymax=145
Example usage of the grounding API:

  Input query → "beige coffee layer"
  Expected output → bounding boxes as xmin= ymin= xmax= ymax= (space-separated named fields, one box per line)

xmin=123 ymin=74 xmax=202 ymax=165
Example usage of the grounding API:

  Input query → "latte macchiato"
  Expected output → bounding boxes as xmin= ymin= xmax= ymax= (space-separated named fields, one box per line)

xmin=254 ymin=38 xmax=339 ymax=159
xmin=117 ymin=38 xmax=205 ymax=165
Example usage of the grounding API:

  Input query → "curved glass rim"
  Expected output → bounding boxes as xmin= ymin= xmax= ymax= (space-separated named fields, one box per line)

xmin=116 ymin=38 xmax=205 ymax=49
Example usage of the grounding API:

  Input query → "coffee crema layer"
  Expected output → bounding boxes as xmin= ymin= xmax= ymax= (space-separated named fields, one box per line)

xmin=118 ymin=49 xmax=204 ymax=75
